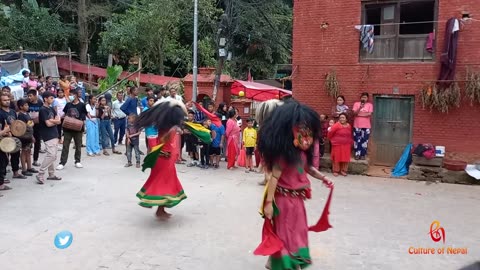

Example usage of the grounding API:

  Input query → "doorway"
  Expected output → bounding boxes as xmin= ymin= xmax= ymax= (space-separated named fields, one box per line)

xmin=372 ymin=95 xmax=414 ymax=166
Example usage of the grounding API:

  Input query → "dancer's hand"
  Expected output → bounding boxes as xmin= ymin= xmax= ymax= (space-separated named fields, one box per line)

xmin=264 ymin=202 xmax=273 ymax=220
xmin=322 ymin=177 xmax=333 ymax=188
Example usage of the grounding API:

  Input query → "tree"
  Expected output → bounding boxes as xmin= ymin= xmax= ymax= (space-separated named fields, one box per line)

xmin=0 ymin=0 xmax=72 ymax=51
xmin=222 ymin=0 xmax=292 ymax=79
xmin=51 ymin=0 xmax=112 ymax=63
xmin=100 ymin=0 xmax=221 ymax=76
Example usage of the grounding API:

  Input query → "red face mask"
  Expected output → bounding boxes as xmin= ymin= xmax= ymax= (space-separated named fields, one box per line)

xmin=293 ymin=125 xmax=313 ymax=151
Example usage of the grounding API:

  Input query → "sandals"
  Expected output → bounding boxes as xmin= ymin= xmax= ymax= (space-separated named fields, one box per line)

xmin=21 ymin=171 xmax=33 ymax=176
xmin=36 ymin=175 xmax=45 ymax=185
xmin=103 ymin=151 xmax=110 ymax=156
xmin=27 ymin=168 xmax=39 ymax=173
xmin=0 ymin=185 xmax=12 ymax=190
xmin=47 ymin=175 xmax=62 ymax=181
xmin=13 ymin=174 xmax=27 ymax=179
xmin=3 ymin=179 xmax=11 ymax=184
xmin=124 ymin=163 xmax=132 ymax=167
xmin=113 ymin=150 xmax=122 ymax=155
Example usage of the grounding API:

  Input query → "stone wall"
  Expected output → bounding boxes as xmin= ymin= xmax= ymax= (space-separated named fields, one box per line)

xmin=407 ymin=165 xmax=479 ymax=185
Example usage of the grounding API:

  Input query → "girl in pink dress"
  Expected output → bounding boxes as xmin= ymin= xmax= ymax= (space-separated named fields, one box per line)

xmin=255 ymin=100 xmax=334 ymax=270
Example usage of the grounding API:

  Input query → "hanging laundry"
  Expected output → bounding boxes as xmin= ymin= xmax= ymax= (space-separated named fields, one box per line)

xmin=438 ymin=18 xmax=460 ymax=87
xmin=360 ymin=25 xmax=375 ymax=54
xmin=425 ymin=32 xmax=435 ymax=53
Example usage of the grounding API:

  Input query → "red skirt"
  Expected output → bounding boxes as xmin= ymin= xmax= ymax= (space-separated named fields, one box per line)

xmin=227 ymin=140 xmax=238 ymax=169
xmin=136 ymin=132 xmax=186 ymax=208
xmin=270 ymin=194 xmax=311 ymax=269
xmin=330 ymin=144 xmax=351 ymax=163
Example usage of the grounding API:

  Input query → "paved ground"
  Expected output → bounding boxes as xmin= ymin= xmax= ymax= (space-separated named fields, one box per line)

xmin=0 ymin=143 xmax=479 ymax=270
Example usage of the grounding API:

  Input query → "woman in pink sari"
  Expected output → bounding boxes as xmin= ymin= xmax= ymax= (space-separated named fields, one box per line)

xmin=256 ymin=101 xmax=333 ymax=270
xmin=225 ymin=109 xmax=240 ymax=169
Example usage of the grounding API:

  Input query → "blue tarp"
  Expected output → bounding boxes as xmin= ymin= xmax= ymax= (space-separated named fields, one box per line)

xmin=0 ymin=68 xmax=30 ymax=88
xmin=391 ymin=143 xmax=413 ymax=177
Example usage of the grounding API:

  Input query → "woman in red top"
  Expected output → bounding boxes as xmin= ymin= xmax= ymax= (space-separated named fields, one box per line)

xmin=327 ymin=113 xmax=353 ymax=176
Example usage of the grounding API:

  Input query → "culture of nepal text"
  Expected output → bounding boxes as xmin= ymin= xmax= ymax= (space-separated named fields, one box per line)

xmin=408 ymin=247 xmax=468 ymax=255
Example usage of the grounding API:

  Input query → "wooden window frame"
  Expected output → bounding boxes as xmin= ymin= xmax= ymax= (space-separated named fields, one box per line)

xmin=360 ymin=0 xmax=438 ymax=62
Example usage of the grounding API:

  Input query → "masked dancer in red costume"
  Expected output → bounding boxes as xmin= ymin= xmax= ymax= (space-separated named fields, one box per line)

xmin=134 ymin=100 xmax=188 ymax=219
xmin=255 ymin=100 xmax=334 ymax=270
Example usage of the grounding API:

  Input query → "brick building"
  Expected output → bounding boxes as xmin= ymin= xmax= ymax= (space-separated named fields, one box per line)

xmin=183 ymin=67 xmax=233 ymax=104
xmin=293 ymin=0 xmax=480 ymax=165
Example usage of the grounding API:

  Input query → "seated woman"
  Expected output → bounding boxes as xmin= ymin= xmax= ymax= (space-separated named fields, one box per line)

xmin=327 ymin=113 xmax=353 ymax=176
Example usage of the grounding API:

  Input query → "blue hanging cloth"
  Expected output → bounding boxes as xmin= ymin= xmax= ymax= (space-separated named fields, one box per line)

xmin=391 ymin=144 xmax=413 ymax=177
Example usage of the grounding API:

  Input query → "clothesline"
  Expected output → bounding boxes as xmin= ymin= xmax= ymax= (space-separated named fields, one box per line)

xmin=352 ymin=18 xmax=478 ymax=28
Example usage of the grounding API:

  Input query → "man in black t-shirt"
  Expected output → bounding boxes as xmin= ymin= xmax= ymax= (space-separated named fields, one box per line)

xmin=36 ymin=92 xmax=61 ymax=184
xmin=0 ymin=93 xmax=26 ymax=182
xmin=27 ymin=89 xmax=44 ymax=166
xmin=58 ymin=89 xmax=87 ymax=170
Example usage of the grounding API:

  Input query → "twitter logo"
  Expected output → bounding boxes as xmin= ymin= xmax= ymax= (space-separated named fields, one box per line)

xmin=54 ymin=231 xmax=73 ymax=249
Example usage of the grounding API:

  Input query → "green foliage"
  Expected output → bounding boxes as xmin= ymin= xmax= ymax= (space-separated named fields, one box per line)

xmin=97 ymin=65 xmax=134 ymax=94
xmin=100 ymin=0 xmax=222 ymax=76
xmin=225 ymin=0 xmax=292 ymax=79
xmin=0 ymin=0 xmax=72 ymax=51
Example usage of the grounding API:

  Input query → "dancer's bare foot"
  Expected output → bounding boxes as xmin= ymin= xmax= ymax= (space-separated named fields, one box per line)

xmin=265 ymin=258 xmax=271 ymax=269
xmin=155 ymin=207 xmax=172 ymax=219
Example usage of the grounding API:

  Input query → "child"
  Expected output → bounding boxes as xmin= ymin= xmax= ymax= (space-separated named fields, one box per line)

xmin=242 ymin=118 xmax=257 ymax=173
xmin=319 ymin=114 xmax=329 ymax=157
xmin=125 ymin=114 xmax=142 ymax=168
xmin=328 ymin=119 xmax=335 ymax=132
xmin=17 ymin=99 xmax=38 ymax=176
xmin=209 ymin=113 xmax=225 ymax=169
xmin=185 ymin=111 xmax=199 ymax=167
xmin=199 ymin=119 xmax=212 ymax=169
xmin=143 ymin=96 xmax=158 ymax=153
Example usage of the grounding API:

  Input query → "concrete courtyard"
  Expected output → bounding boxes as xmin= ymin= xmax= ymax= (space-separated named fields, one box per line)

xmin=0 ymin=144 xmax=479 ymax=270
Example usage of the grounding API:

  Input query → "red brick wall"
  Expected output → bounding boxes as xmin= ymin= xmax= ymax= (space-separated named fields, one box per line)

xmin=293 ymin=0 xmax=480 ymax=157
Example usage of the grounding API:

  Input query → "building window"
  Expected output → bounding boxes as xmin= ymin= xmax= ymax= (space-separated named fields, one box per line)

xmin=360 ymin=0 xmax=437 ymax=61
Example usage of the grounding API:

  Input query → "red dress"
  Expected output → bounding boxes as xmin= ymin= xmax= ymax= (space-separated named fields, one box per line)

xmin=136 ymin=129 xmax=186 ymax=208
xmin=225 ymin=118 xmax=240 ymax=169
xmin=328 ymin=122 xmax=353 ymax=163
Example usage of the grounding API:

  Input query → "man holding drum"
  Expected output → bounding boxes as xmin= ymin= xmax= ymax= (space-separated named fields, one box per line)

xmin=36 ymin=92 xmax=62 ymax=184
xmin=0 ymin=93 xmax=27 ymax=182
xmin=57 ymin=89 xmax=87 ymax=170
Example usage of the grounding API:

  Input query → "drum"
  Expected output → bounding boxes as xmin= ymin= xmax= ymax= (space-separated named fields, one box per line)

xmin=0 ymin=137 xmax=21 ymax=153
xmin=10 ymin=120 xmax=26 ymax=137
xmin=29 ymin=112 xmax=39 ymax=124
xmin=19 ymin=126 xmax=34 ymax=140
xmin=63 ymin=116 xmax=84 ymax=131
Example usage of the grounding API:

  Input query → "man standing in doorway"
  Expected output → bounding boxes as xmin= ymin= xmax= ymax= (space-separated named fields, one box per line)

xmin=36 ymin=92 xmax=62 ymax=184
xmin=57 ymin=89 xmax=87 ymax=170
xmin=112 ymin=91 xmax=127 ymax=145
